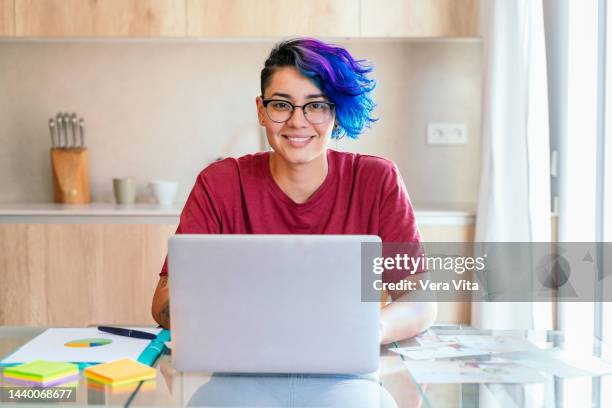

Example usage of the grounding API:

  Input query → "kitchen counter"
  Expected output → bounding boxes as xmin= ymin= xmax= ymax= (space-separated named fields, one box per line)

xmin=412 ymin=203 xmax=476 ymax=225
xmin=0 ymin=202 xmax=476 ymax=225
xmin=0 ymin=202 xmax=183 ymax=224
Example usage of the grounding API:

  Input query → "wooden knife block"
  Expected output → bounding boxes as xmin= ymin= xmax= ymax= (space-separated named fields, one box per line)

xmin=51 ymin=148 xmax=91 ymax=204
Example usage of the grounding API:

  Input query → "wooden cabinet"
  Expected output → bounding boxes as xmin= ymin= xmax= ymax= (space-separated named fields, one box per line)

xmin=0 ymin=224 xmax=176 ymax=326
xmin=419 ymin=223 xmax=475 ymax=324
xmin=419 ymin=224 xmax=475 ymax=243
xmin=0 ymin=0 xmax=14 ymax=36
xmin=14 ymin=0 xmax=186 ymax=36
xmin=187 ymin=0 xmax=359 ymax=37
xmin=3 ymin=0 xmax=479 ymax=38
xmin=0 ymin=221 xmax=475 ymax=326
xmin=361 ymin=0 xmax=479 ymax=37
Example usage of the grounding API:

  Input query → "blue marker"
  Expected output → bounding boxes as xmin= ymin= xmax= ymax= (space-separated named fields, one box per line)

xmin=98 ymin=326 xmax=157 ymax=340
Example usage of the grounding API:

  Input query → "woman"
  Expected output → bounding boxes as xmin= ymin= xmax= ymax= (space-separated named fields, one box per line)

xmin=152 ymin=38 xmax=437 ymax=343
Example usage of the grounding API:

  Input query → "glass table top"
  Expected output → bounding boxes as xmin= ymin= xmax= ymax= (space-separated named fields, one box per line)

xmin=0 ymin=325 xmax=610 ymax=407
xmin=391 ymin=326 xmax=612 ymax=408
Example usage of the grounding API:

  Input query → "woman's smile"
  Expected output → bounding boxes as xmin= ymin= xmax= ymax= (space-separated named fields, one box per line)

xmin=282 ymin=134 xmax=316 ymax=147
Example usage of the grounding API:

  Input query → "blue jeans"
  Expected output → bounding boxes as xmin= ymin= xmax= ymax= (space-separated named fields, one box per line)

xmin=187 ymin=372 xmax=397 ymax=407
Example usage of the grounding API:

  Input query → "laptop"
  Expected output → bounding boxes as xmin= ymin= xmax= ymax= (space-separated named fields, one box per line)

xmin=167 ymin=234 xmax=381 ymax=374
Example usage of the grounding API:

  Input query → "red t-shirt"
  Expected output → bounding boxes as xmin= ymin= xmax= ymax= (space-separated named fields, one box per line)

xmin=160 ymin=149 xmax=422 ymax=282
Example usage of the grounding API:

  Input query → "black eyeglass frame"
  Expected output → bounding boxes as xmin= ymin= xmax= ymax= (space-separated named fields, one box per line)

xmin=261 ymin=99 xmax=336 ymax=124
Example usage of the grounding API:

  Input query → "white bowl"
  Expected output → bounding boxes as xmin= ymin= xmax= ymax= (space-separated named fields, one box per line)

xmin=149 ymin=180 xmax=178 ymax=206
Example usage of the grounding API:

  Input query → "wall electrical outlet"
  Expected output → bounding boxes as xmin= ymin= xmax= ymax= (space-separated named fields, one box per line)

xmin=427 ymin=123 xmax=468 ymax=145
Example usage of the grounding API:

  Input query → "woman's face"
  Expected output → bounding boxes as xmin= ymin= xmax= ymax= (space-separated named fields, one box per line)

xmin=256 ymin=66 xmax=335 ymax=167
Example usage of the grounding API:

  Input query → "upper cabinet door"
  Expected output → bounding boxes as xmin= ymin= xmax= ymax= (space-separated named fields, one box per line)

xmin=15 ymin=0 xmax=187 ymax=36
xmin=0 ymin=0 xmax=15 ymax=36
xmin=9 ymin=0 xmax=478 ymax=38
xmin=361 ymin=0 xmax=479 ymax=37
xmin=187 ymin=0 xmax=360 ymax=37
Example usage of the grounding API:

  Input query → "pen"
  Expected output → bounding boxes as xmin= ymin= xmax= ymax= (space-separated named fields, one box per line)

xmin=98 ymin=326 xmax=157 ymax=340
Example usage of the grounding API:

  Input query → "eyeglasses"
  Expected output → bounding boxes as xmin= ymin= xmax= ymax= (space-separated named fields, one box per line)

xmin=262 ymin=99 xmax=335 ymax=125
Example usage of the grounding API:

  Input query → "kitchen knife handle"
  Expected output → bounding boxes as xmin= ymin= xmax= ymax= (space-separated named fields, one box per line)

xmin=71 ymin=113 xmax=78 ymax=148
xmin=55 ymin=114 xmax=63 ymax=148
xmin=63 ymin=112 xmax=70 ymax=148
xmin=79 ymin=118 xmax=85 ymax=148
xmin=49 ymin=119 xmax=56 ymax=148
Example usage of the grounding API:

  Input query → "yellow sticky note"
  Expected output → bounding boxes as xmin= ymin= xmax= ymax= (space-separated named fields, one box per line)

xmin=84 ymin=358 xmax=156 ymax=386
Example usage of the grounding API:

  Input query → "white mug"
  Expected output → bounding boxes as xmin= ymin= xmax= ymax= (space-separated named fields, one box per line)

xmin=149 ymin=180 xmax=178 ymax=206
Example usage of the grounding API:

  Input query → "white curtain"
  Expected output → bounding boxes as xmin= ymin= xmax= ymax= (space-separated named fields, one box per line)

xmin=472 ymin=0 xmax=552 ymax=330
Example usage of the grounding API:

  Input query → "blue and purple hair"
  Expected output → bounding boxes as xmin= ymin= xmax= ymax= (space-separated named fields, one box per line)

xmin=260 ymin=38 xmax=377 ymax=139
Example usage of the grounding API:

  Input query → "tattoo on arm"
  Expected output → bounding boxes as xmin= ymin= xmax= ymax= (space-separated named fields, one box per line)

xmin=160 ymin=276 xmax=168 ymax=289
xmin=159 ymin=301 xmax=171 ymax=329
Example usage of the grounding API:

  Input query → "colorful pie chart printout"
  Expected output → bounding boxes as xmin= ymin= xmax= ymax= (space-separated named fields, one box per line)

xmin=64 ymin=338 xmax=112 ymax=348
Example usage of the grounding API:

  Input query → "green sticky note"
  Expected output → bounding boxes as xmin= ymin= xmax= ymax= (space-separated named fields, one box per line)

xmin=4 ymin=360 xmax=78 ymax=382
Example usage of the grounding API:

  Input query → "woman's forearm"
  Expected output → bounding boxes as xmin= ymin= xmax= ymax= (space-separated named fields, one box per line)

xmin=154 ymin=299 xmax=171 ymax=329
xmin=380 ymin=297 xmax=437 ymax=344
xmin=152 ymin=276 xmax=171 ymax=329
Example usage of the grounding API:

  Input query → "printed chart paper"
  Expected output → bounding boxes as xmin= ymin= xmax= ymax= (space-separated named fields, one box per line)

xmin=508 ymin=349 xmax=612 ymax=378
xmin=404 ymin=359 xmax=546 ymax=384
xmin=390 ymin=343 xmax=489 ymax=360
xmin=391 ymin=334 xmax=540 ymax=360
xmin=1 ymin=328 xmax=161 ymax=365
xmin=437 ymin=335 xmax=541 ymax=354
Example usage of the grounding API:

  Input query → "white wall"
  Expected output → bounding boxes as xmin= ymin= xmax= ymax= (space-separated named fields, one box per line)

xmin=0 ymin=39 xmax=481 ymax=208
